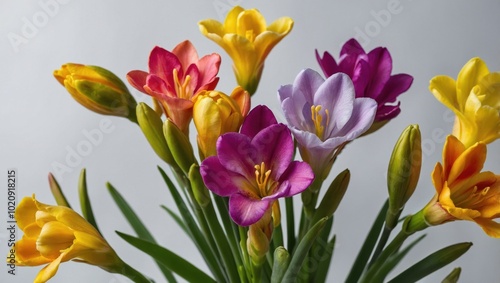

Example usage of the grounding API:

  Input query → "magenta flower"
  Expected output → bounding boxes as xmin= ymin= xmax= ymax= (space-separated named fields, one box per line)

xmin=316 ymin=38 xmax=413 ymax=123
xmin=278 ymin=69 xmax=377 ymax=179
xmin=127 ymin=40 xmax=221 ymax=134
xmin=200 ymin=105 xmax=314 ymax=226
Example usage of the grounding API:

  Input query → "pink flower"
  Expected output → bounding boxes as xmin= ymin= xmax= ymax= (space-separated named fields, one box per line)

xmin=127 ymin=40 xmax=221 ymax=134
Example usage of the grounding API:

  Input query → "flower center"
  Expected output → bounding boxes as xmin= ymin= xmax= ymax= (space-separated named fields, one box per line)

xmin=255 ymin=162 xmax=275 ymax=197
xmin=173 ymin=68 xmax=192 ymax=100
xmin=311 ymin=105 xmax=329 ymax=140
xmin=245 ymin=30 xmax=256 ymax=43
xmin=454 ymin=185 xmax=491 ymax=209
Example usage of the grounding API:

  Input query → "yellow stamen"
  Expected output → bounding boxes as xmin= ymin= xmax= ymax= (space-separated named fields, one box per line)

xmin=173 ymin=68 xmax=192 ymax=100
xmin=255 ymin=162 xmax=272 ymax=197
xmin=311 ymin=105 xmax=329 ymax=139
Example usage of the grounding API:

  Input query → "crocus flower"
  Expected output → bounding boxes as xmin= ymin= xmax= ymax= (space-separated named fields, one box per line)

xmin=422 ymin=135 xmax=500 ymax=237
xmin=199 ymin=6 xmax=293 ymax=95
xmin=429 ymin=57 xmax=500 ymax=148
xmin=54 ymin=63 xmax=138 ymax=122
xmin=193 ymin=86 xmax=250 ymax=160
xmin=200 ymin=105 xmax=314 ymax=226
xmin=278 ymin=68 xmax=377 ymax=179
xmin=14 ymin=195 xmax=124 ymax=282
xmin=316 ymin=38 xmax=413 ymax=129
xmin=127 ymin=40 xmax=221 ymax=134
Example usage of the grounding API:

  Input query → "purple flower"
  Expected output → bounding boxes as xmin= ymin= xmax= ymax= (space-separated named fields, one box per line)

xmin=316 ymin=38 xmax=413 ymax=123
xmin=278 ymin=69 xmax=377 ymax=179
xmin=200 ymin=105 xmax=314 ymax=226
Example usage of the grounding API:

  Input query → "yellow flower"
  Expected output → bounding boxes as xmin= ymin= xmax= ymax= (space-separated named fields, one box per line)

xmin=422 ymin=135 xmax=500 ymax=237
xmin=14 ymin=195 xmax=124 ymax=283
xmin=193 ymin=86 xmax=250 ymax=159
xmin=199 ymin=6 xmax=293 ymax=94
xmin=429 ymin=57 xmax=500 ymax=148
xmin=54 ymin=63 xmax=137 ymax=122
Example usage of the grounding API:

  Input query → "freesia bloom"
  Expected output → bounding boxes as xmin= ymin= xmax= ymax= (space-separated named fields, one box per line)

xmin=127 ymin=40 xmax=221 ymax=134
xmin=278 ymin=68 xmax=377 ymax=179
xmin=200 ymin=105 xmax=314 ymax=226
xmin=430 ymin=57 xmax=500 ymax=148
xmin=193 ymin=86 xmax=250 ymax=160
xmin=54 ymin=63 xmax=137 ymax=122
xmin=422 ymin=135 xmax=500 ymax=237
xmin=199 ymin=6 xmax=293 ymax=94
xmin=316 ymin=38 xmax=413 ymax=128
xmin=14 ymin=195 xmax=124 ymax=283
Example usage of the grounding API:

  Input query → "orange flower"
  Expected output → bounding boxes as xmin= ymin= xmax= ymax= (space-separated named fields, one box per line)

xmin=422 ymin=135 xmax=500 ymax=237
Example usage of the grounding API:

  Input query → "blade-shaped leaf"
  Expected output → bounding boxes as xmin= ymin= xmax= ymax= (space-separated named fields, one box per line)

xmin=117 ymin=231 xmax=216 ymax=283
xmin=78 ymin=169 xmax=100 ymax=232
xmin=388 ymin=243 xmax=472 ymax=283
xmin=107 ymin=183 xmax=177 ymax=283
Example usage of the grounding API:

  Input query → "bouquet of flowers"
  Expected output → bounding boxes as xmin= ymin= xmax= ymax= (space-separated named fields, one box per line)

xmin=10 ymin=5 xmax=500 ymax=283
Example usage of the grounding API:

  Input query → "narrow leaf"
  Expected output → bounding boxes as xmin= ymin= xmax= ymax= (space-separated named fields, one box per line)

xmin=107 ymin=183 xmax=177 ymax=283
xmin=388 ymin=243 xmax=472 ymax=283
xmin=345 ymin=199 xmax=389 ymax=283
xmin=117 ymin=232 xmax=216 ymax=283
xmin=442 ymin=267 xmax=461 ymax=283
xmin=281 ymin=217 xmax=328 ymax=283
xmin=78 ymin=169 xmax=100 ymax=232
xmin=48 ymin=173 xmax=71 ymax=208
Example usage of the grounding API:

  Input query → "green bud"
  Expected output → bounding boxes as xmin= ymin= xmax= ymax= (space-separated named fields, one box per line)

xmin=188 ymin=164 xmax=210 ymax=207
xmin=442 ymin=267 xmax=461 ymax=283
xmin=271 ymin=247 xmax=290 ymax=283
xmin=136 ymin=103 xmax=174 ymax=165
xmin=54 ymin=64 xmax=137 ymax=123
xmin=312 ymin=169 xmax=350 ymax=225
xmin=164 ymin=119 xmax=197 ymax=175
xmin=386 ymin=124 xmax=422 ymax=229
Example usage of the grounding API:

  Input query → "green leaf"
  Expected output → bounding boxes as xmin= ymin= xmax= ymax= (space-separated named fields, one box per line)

xmin=281 ymin=217 xmax=328 ymax=283
xmin=48 ymin=173 xmax=72 ymax=208
xmin=345 ymin=199 xmax=389 ymax=283
xmin=161 ymin=205 xmax=188 ymax=236
xmin=388 ymin=243 xmax=472 ymax=283
xmin=313 ymin=235 xmax=335 ymax=283
xmin=158 ymin=166 xmax=226 ymax=282
xmin=371 ymin=234 xmax=426 ymax=283
xmin=107 ymin=183 xmax=177 ymax=283
xmin=117 ymin=231 xmax=216 ymax=283
xmin=78 ymin=169 xmax=100 ymax=233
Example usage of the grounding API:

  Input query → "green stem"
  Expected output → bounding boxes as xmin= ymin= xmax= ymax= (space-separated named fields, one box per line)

xmin=203 ymin=201 xmax=240 ymax=283
xmin=118 ymin=262 xmax=152 ymax=283
xmin=285 ymin=197 xmax=296 ymax=253
xmin=368 ymin=225 xmax=393 ymax=268
xmin=359 ymin=230 xmax=409 ymax=283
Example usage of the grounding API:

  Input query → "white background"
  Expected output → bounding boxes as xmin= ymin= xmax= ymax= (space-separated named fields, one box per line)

xmin=2 ymin=0 xmax=500 ymax=282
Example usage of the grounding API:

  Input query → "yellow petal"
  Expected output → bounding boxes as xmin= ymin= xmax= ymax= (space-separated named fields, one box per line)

xmin=442 ymin=135 xmax=465 ymax=179
xmin=431 ymin=162 xmax=444 ymax=194
xmin=457 ymin=57 xmax=489 ymax=109
xmin=475 ymin=105 xmax=500 ymax=144
xmin=477 ymin=72 xmax=500 ymax=108
xmin=15 ymin=237 xmax=50 ymax=265
xmin=36 ymin=221 xmax=75 ymax=259
xmin=198 ymin=19 xmax=225 ymax=37
xmin=447 ymin=140 xmax=486 ymax=184
xmin=447 ymin=206 xmax=481 ymax=221
xmin=34 ymin=254 xmax=64 ymax=283
xmin=44 ymin=205 xmax=101 ymax=238
xmin=237 ymin=9 xmax=267 ymax=38
xmin=15 ymin=197 xmax=38 ymax=230
xmin=429 ymin=75 xmax=460 ymax=112
xmin=230 ymin=86 xmax=250 ymax=117
xmin=223 ymin=6 xmax=245 ymax=33
xmin=474 ymin=218 xmax=500 ymax=238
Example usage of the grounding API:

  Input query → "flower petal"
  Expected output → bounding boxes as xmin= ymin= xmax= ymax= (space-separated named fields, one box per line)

xmin=126 ymin=70 xmax=149 ymax=93
xmin=240 ymin=105 xmax=277 ymax=138
xmin=277 ymin=161 xmax=314 ymax=195
xmin=457 ymin=57 xmax=490 ymax=109
xmin=216 ymin=132 xmax=256 ymax=177
xmin=200 ymin=156 xmax=243 ymax=196
xmin=229 ymin=193 xmax=271 ymax=226
xmin=474 ymin=218 xmax=500 ymax=238
xmin=148 ymin=46 xmax=181 ymax=82
xmin=365 ymin=47 xmax=392 ymax=98
xmin=252 ymin=124 xmax=293 ymax=178
xmin=172 ymin=40 xmax=199 ymax=70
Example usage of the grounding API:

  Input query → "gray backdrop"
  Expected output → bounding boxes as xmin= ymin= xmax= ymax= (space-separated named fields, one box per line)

xmin=2 ymin=0 xmax=500 ymax=282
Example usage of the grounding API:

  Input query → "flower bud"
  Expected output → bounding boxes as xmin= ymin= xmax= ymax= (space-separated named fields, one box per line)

xmin=193 ymin=87 xmax=250 ymax=160
xmin=54 ymin=63 xmax=137 ymax=122
xmin=136 ymin=102 xmax=174 ymax=165
xmin=247 ymin=209 xmax=273 ymax=266
xmin=164 ymin=119 xmax=197 ymax=175
xmin=188 ymin=164 xmax=210 ymax=207
xmin=312 ymin=169 xmax=350 ymax=224
xmin=386 ymin=124 xmax=421 ymax=228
